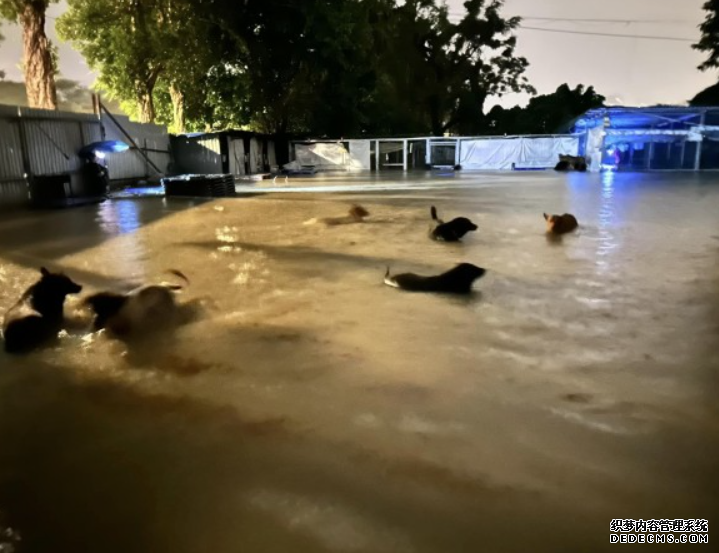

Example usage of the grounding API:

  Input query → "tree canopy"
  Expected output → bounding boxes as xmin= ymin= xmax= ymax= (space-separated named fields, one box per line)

xmin=690 ymin=82 xmax=719 ymax=106
xmin=483 ymin=84 xmax=605 ymax=135
xmin=695 ymin=0 xmax=719 ymax=71
xmin=59 ymin=0 xmax=536 ymax=136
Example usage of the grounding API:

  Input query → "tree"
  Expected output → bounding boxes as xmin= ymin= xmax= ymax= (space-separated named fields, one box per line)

xmin=59 ymin=0 xmax=168 ymax=123
xmin=0 ymin=0 xmax=58 ymax=109
xmin=695 ymin=0 xmax=719 ymax=71
xmin=483 ymin=84 xmax=605 ymax=135
xmin=59 ymin=0 xmax=235 ymax=131
xmin=373 ymin=0 xmax=533 ymax=136
xmin=211 ymin=0 xmax=379 ymax=136
xmin=59 ymin=0 xmax=535 ymax=136
xmin=690 ymin=82 xmax=719 ymax=105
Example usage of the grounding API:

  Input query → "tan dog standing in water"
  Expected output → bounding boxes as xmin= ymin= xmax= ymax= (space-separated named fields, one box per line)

xmin=304 ymin=204 xmax=370 ymax=226
xmin=543 ymin=213 xmax=579 ymax=235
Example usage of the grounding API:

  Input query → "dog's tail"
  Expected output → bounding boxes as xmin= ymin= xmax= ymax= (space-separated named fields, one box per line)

xmin=163 ymin=269 xmax=190 ymax=290
xmin=430 ymin=205 xmax=439 ymax=221
xmin=383 ymin=266 xmax=399 ymax=288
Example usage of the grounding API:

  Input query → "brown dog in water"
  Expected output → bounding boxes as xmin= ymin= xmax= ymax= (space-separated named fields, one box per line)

xmin=543 ymin=213 xmax=578 ymax=235
xmin=304 ymin=204 xmax=370 ymax=226
xmin=83 ymin=270 xmax=189 ymax=339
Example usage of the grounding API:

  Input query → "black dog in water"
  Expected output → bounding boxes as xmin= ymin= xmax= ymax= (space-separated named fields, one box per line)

xmin=2 ymin=267 xmax=83 ymax=353
xmin=429 ymin=206 xmax=478 ymax=242
xmin=384 ymin=263 xmax=486 ymax=294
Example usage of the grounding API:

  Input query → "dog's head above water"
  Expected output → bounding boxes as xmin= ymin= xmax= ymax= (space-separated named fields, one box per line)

xmin=36 ymin=267 xmax=83 ymax=296
xmin=543 ymin=212 xmax=578 ymax=234
xmin=429 ymin=206 xmax=478 ymax=242
xmin=349 ymin=205 xmax=370 ymax=220
xmin=27 ymin=268 xmax=83 ymax=316
xmin=452 ymin=218 xmax=478 ymax=233
xmin=447 ymin=263 xmax=486 ymax=281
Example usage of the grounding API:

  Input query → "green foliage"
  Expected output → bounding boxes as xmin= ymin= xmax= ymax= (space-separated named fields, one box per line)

xmin=230 ymin=0 xmax=381 ymax=135
xmin=483 ymin=84 xmax=605 ymax=135
xmin=0 ymin=1 xmax=56 ymax=21
xmin=58 ymin=0 xmax=166 ymax=121
xmin=59 ymin=0 xmax=243 ymax=130
xmin=690 ymin=82 xmax=719 ymax=105
xmin=695 ymin=0 xmax=719 ymax=71
xmin=59 ymin=0 xmax=535 ymax=136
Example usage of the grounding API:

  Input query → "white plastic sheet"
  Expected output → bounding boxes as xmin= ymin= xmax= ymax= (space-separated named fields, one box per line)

xmin=293 ymin=141 xmax=367 ymax=172
xmin=228 ymin=138 xmax=245 ymax=176
xmin=459 ymin=136 xmax=580 ymax=170
xmin=585 ymin=127 xmax=604 ymax=172
xmin=348 ymin=140 xmax=371 ymax=170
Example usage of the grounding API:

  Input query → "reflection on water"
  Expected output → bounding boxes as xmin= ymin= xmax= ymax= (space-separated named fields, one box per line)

xmin=0 ymin=172 xmax=718 ymax=553
xmin=97 ymin=200 xmax=142 ymax=236
xmin=596 ymin=169 xmax=618 ymax=274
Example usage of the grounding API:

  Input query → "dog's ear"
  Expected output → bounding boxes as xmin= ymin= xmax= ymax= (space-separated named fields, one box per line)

xmin=40 ymin=267 xmax=50 ymax=277
xmin=543 ymin=213 xmax=549 ymax=221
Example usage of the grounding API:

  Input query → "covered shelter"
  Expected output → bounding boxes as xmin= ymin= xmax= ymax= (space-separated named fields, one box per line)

xmin=572 ymin=106 xmax=719 ymax=171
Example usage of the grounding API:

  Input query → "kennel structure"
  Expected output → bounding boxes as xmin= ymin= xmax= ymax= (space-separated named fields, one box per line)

xmin=287 ymin=135 xmax=581 ymax=172
xmin=171 ymin=130 xmax=282 ymax=177
xmin=571 ymin=106 xmax=719 ymax=171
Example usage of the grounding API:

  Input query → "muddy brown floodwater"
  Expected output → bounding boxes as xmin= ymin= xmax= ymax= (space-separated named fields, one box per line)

xmin=0 ymin=171 xmax=717 ymax=552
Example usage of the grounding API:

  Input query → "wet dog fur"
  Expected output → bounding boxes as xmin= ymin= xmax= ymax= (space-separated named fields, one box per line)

xmin=83 ymin=270 xmax=189 ymax=339
xmin=429 ymin=206 xmax=478 ymax=242
xmin=554 ymin=154 xmax=588 ymax=172
xmin=304 ymin=204 xmax=370 ymax=226
xmin=384 ymin=263 xmax=486 ymax=294
xmin=543 ymin=212 xmax=579 ymax=235
xmin=2 ymin=267 xmax=83 ymax=353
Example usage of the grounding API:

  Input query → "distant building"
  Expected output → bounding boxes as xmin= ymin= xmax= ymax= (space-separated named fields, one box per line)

xmin=572 ymin=106 xmax=719 ymax=171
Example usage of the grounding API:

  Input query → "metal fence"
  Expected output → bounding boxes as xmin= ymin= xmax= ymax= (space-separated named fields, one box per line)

xmin=0 ymin=104 xmax=171 ymax=207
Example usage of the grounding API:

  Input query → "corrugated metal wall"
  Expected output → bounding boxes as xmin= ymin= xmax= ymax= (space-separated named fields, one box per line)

xmin=0 ymin=104 xmax=172 ymax=207
xmin=0 ymin=106 xmax=26 ymax=206
xmin=102 ymin=114 xmax=172 ymax=181
xmin=171 ymin=135 xmax=225 ymax=175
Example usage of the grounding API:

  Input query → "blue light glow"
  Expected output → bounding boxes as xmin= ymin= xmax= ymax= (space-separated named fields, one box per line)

xmin=79 ymin=140 xmax=130 ymax=157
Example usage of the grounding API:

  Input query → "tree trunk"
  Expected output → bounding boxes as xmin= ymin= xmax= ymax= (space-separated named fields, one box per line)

xmin=137 ymin=89 xmax=155 ymax=123
xmin=21 ymin=2 xmax=57 ymax=110
xmin=135 ymin=68 xmax=161 ymax=123
xmin=169 ymin=82 xmax=186 ymax=134
xmin=429 ymin=96 xmax=443 ymax=136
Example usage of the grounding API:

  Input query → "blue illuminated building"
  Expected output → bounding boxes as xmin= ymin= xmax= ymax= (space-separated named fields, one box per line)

xmin=571 ymin=106 xmax=719 ymax=171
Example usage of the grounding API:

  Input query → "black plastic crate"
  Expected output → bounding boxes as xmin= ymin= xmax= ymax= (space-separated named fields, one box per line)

xmin=162 ymin=174 xmax=236 ymax=198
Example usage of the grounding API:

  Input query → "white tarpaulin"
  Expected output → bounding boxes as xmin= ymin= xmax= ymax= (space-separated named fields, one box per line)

xmin=459 ymin=136 xmax=580 ymax=170
xmin=585 ymin=127 xmax=604 ymax=172
xmin=249 ymin=138 xmax=261 ymax=173
xmin=228 ymin=138 xmax=245 ymax=176
xmin=348 ymin=140 xmax=371 ymax=170
xmin=293 ymin=142 xmax=365 ymax=171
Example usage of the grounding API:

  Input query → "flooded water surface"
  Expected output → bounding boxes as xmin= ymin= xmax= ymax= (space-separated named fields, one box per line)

xmin=0 ymin=171 xmax=718 ymax=552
